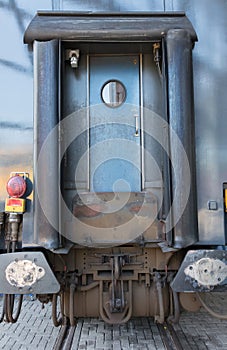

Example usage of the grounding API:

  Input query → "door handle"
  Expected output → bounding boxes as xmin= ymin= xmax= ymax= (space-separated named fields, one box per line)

xmin=134 ymin=115 xmax=139 ymax=137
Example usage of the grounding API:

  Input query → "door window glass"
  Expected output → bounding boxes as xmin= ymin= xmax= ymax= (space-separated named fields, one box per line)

xmin=101 ymin=80 xmax=126 ymax=107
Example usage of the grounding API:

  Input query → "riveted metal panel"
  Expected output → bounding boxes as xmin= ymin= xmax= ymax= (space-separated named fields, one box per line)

xmin=0 ymin=251 xmax=59 ymax=294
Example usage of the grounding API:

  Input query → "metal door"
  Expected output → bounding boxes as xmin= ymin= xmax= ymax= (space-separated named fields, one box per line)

xmin=89 ymin=55 xmax=141 ymax=192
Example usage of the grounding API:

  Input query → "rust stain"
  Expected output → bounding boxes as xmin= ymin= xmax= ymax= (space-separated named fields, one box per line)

xmin=73 ymin=204 xmax=103 ymax=218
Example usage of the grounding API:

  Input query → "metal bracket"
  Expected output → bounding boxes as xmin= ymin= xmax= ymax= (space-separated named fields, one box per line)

xmin=171 ymin=250 xmax=227 ymax=292
xmin=9 ymin=172 xmax=29 ymax=180
xmin=0 ymin=252 xmax=60 ymax=294
xmin=110 ymin=256 xmax=125 ymax=313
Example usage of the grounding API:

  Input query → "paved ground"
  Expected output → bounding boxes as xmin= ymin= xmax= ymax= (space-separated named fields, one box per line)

xmin=0 ymin=293 xmax=227 ymax=349
xmin=173 ymin=293 xmax=227 ymax=350
xmin=0 ymin=296 xmax=60 ymax=350
xmin=74 ymin=317 xmax=165 ymax=350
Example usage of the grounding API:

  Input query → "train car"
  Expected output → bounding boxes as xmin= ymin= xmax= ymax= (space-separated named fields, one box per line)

xmin=0 ymin=0 xmax=227 ymax=325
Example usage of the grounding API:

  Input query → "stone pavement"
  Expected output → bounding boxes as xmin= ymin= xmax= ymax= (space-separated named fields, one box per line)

xmin=74 ymin=317 xmax=165 ymax=350
xmin=173 ymin=292 xmax=227 ymax=350
xmin=0 ymin=293 xmax=227 ymax=349
xmin=0 ymin=296 xmax=60 ymax=350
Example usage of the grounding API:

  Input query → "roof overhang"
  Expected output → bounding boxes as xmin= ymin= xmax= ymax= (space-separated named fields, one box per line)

xmin=24 ymin=11 xmax=197 ymax=44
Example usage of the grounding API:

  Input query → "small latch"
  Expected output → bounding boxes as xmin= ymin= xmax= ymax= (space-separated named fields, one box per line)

xmin=65 ymin=49 xmax=80 ymax=68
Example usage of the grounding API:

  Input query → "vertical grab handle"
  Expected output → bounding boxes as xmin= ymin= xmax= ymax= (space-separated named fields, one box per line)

xmin=134 ymin=115 xmax=139 ymax=137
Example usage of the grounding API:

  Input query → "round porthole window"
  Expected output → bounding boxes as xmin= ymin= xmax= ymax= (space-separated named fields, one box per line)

xmin=101 ymin=80 xmax=126 ymax=108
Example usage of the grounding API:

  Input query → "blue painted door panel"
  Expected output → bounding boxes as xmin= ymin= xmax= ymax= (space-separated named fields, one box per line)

xmin=89 ymin=55 xmax=141 ymax=192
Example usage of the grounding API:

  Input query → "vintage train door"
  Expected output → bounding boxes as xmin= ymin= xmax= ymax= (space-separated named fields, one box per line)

xmin=89 ymin=55 xmax=141 ymax=192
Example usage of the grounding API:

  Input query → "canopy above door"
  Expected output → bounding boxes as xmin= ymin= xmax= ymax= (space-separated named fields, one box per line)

xmin=24 ymin=11 xmax=197 ymax=44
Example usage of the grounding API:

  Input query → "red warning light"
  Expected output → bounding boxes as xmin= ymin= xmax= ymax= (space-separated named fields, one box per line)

xmin=6 ymin=175 xmax=26 ymax=198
